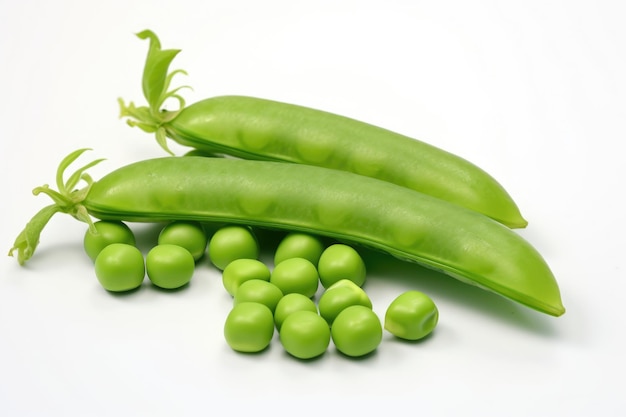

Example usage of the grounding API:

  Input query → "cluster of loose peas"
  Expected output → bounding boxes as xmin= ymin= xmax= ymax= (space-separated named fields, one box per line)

xmin=84 ymin=220 xmax=439 ymax=360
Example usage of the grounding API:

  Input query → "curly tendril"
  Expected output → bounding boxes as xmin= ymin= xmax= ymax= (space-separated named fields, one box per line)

xmin=118 ymin=29 xmax=192 ymax=155
xmin=9 ymin=149 xmax=104 ymax=265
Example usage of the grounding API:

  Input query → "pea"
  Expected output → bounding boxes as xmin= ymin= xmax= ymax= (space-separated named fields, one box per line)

xmin=270 ymin=257 xmax=319 ymax=298
xmin=318 ymin=244 xmax=366 ymax=288
xmin=233 ymin=280 xmax=283 ymax=313
xmin=94 ymin=243 xmax=145 ymax=292
xmin=158 ymin=221 xmax=207 ymax=261
xmin=384 ymin=291 xmax=439 ymax=340
xmin=279 ymin=311 xmax=331 ymax=360
xmin=327 ymin=279 xmax=372 ymax=307
xmin=318 ymin=285 xmax=372 ymax=325
xmin=331 ymin=305 xmax=382 ymax=357
xmin=84 ymin=220 xmax=136 ymax=262
xmin=208 ymin=226 xmax=259 ymax=270
xmin=146 ymin=244 xmax=195 ymax=289
xmin=223 ymin=302 xmax=274 ymax=353
xmin=274 ymin=233 xmax=325 ymax=266
xmin=274 ymin=293 xmax=318 ymax=330
xmin=222 ymin=258 xmax=271 ymax=296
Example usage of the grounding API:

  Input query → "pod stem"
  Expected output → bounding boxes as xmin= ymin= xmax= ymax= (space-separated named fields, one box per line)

xmin=118 ymin=29 xmax=191 ymax=155
xmin=9 ymin=149 xmax=104 ymax=265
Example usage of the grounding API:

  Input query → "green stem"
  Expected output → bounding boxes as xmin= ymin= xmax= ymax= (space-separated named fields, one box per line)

xmin=119 ymin=30 xmax=191 ymax=155
xmin=9 ymin=149 xmax=104 ymax=265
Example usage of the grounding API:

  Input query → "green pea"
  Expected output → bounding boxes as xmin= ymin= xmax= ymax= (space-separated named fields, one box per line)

xmin=222 ymin=258 xmax=271 ymax=296
xmin=84 ymin=220 xmax=136 ymax=262
xmin=270 ymin=257 xmax=319 ymax=298
xmin=274 ymin=233 xmax=325 ymax=266
xmin=94 ymin=243 xmax=144 ymax=292
xmin=279 ymin=311 xmax=331 ymax=360
xmin=331 ymin=305 xmax=382 ymax=357
xmin=208 ymin=226 xmax=259 ymax=270
xmin=318 ymin=285 xmax=372 ymax=325
xmin=318 ymin=244 xmax=366 ymax=288
xmin=158 ymin=221 xmax=207 ymax=261
xmin=274 ymin=293 xmax=318 ymax=330
xmin=327 ymin=279 xmax=372 ymax=307
xmin=223 ymin=302 xmax=274 ymax=353
xmin=384 ymin=291 xmax=439 ymax=340
xmin=233 ymin=280 xmax=283 ymax=313
xmin=146 ymin=244 xmax=195 ymax=289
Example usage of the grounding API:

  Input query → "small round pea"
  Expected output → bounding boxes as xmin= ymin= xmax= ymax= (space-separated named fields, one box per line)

xmin=274 ymin=233 xmax=325 ymax=266
xmin=318 ymin=244 xmax=366 ymax=288
xmin=223 ymin=302 xmax=274 ymax=353
xmin=234 ymin=280 xmax=283 ymax=313
xmin=327 ymin=279 xmax=372 ymax=308
xmin=94 ymin=243 xmax=144 ymax=292
xmin=222 ymin=258 xmax=271 ymax=296
xmin=274 ymin=293 xmax=318 ymax=330
xmin=146 ymin=244 xmax=195 ymax=289
xmin=318 ymin=285 xmax=372 ymax=325
xmin=84 ymin=221 xmax=136 ymax=262
xmin=331 ymin=305 xmax=382 ymax=357
xmin=384 ymin=291 xmax=439 ymax=340
xmin=270 ymin=257 xmax=319 ymax=298
xmin=158 ymin=221 xmax=207 ymax=261
xmin=208 ymin=226 xmax=259 ymax=270
xmin=279 ymin=311 xmax=331 ymax=360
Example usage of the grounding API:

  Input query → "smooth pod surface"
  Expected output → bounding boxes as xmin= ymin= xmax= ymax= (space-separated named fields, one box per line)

xmin=79 ymin=157 xmax=563 ymax=316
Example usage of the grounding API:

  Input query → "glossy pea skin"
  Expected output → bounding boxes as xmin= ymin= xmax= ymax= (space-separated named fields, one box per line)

xmin=223 ymin=302 xmax=274 ymax=353
xmin=80 ymin=157 xmax=564 ymax=316
xmin=327 ymin=279 xmax=372 ymax=307
xmin=146 ymin=244 xmax=195 ymax=289
xmin=84 ymin=220 xmax=136 ymax=262
xmin=279 ymin=311 xmax=331 ymax=360
xmin=208 ymin=226 xmax=259 ymax=270
xmin=158 ymin=221 xmax=207 ymax=261
xmin=274 ymin=233 xmax=325 ymax=266
xmin=270 ymin=258 xmax=319 ymax=298
xmin=222 ymin=258 xmax=271 ymax=296
xmin=331 ymin=305 xmax=383 ymax=358
xmin=166 ymin=95 xmax=527 ymax=229
xmin=94 ymin=243 xmax=145 ymax=292
xmin=233 ymin=279 xmax=283 ymax=313
xmin=318 ymin=244 xmax=366 ymax=288
xmin=274 ymin=293 xmax=318 ymax=330
xmin=318 ymin=285 xmax=372 ymax=326
xmin=384 ymin=291 xmax=439 ymax=341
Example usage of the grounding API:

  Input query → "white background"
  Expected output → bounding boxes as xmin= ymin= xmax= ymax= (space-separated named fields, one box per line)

xmin=1 ymin=1 xmax=625 ymax=416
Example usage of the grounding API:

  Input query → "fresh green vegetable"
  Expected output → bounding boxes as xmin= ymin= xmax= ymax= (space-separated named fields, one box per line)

xmin=119 ymin=30 xmax=527 ymax=229
xmin=222 ymin=258 xmax=271 ymax=296
xmin=223 ymin=302 xmax=274 ymax=353
xmin=208 ymin=225 xmax=259 ymax=270
xmin=274 ymin=293 xmax=318 ymax=330
xmin=331 ymin=305 xmax=383 ymax=357
xmin=270 ymin=257 xmax=319 ymax=298
xmin=9 ymin=149 xmax=565 ymax=316
xmin=233 ymin=279 xmax=283 ymax=313
xmin=318 ymin=244 xmax=366 ymax=288
xmin=158 ymin=220 xmax=207 ymax=261
xmin=83 ymin=220 xmax=136 ymax=262
xmin=327 ymin=279 xmax=371 ymax=307
xmin=146 ymin=244 xmax=195 ymax=289
xmin=384 ymin=290 xmax=439 ymax=340
xmin=94 ymin=243 xmax=145 ymax=292
xmin=318 ymin=285 xmax=372 ymax=325
xmin=279 ymin=310 xmax=331 ymax=359
xmin=274 ymin=232 xmax=325 ymax=266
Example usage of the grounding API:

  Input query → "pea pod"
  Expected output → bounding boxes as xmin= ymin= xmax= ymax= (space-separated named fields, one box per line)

xmin=119 ymin=30 xmax=527 ymax=229
xmin=9 ymin=149 xmax=564 ymax=316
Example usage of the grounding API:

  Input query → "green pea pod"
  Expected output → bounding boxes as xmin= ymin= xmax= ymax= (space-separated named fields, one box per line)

xmin=10 ymin=150 xmax=564 ymax=317
xmin=119 ymin=30 xmax=528 ymax=229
